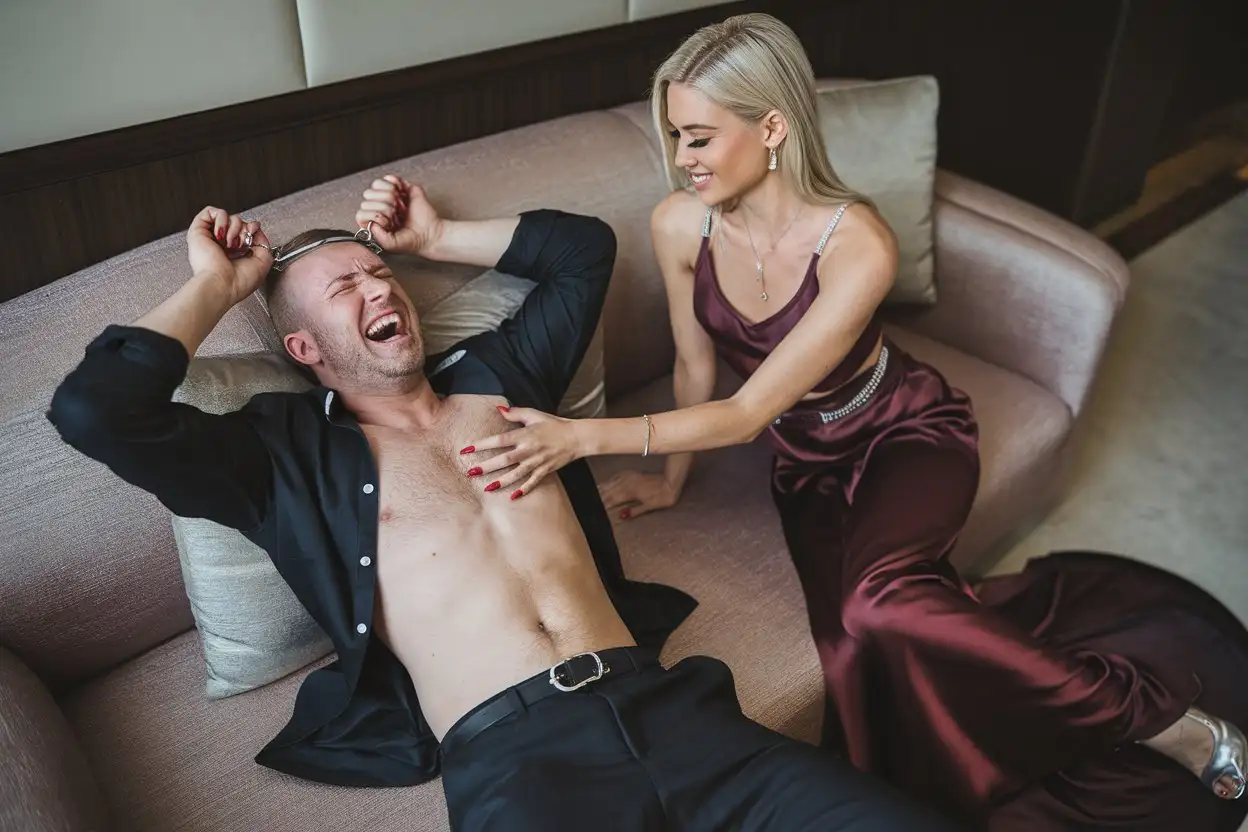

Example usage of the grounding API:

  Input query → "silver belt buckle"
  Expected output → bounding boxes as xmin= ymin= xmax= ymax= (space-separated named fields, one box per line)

xmin=548 ymin=651 xmax=606 ymax=692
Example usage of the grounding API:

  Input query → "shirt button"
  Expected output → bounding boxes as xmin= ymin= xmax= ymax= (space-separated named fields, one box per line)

xmin=359 ymin=556 xmax=372 ymax=567
xmin=356 ymin=623 xmax=368 ymax=634
xmin=362 ymin=483 xmax=375 ymax=494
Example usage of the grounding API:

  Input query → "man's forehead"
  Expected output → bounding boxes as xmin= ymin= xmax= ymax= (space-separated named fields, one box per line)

xmin=285 ymin=243 xmax=387 ymax=284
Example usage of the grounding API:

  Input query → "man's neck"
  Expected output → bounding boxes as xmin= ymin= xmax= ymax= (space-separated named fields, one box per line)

xmin=337 ymin=375 xmax=446 ymax=431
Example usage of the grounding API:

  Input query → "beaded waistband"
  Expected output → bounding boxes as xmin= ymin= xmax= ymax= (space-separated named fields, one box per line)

xmin=773 ymin=344 xmax=889 ymax=425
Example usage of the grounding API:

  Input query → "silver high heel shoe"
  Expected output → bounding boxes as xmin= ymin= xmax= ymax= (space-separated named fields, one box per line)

xmin=1185 ymin=707 xmax=1247 ymax=799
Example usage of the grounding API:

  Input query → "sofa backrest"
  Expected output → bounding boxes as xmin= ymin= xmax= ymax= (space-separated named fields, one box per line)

xmin=0 ymin=102 xmax=678 ymax=690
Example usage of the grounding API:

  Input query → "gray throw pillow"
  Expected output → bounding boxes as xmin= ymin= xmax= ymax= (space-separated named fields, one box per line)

xmin=170 ymin=352 xmax=329 ymax=699
xmin=816 ymin=75 xmax=940 ymax=305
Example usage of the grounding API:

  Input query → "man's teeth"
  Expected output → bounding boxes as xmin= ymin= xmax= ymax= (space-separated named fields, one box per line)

xmin=366 ymin=313 xmax=400 ymax=338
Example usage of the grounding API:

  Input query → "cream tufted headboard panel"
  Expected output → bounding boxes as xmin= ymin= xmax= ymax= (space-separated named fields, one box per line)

xmin=0 ymin=0 xmax=307 ymax=153
xmin=0 ymin=0 xmax=736 ymax=154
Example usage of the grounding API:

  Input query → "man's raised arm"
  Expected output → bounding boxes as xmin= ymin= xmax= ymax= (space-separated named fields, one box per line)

xmin=358 ymin=175 xmax=616 ymax=408
xmin=46 ymin=208 xmax=275 ymax=532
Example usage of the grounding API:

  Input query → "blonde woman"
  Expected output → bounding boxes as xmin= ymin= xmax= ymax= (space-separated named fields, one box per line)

xmin=462 ymin=13 xmax=1247 ymax=828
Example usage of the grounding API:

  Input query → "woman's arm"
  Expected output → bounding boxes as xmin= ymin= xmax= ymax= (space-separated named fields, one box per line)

xmin=466 ymin=204 xmax=897 ymax=494
xmin=652 ymin=194 xmax=719 ymax=498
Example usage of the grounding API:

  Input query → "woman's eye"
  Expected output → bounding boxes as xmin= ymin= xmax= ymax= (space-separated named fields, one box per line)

xmin=688 ymin=138 xmax=710 ymax=149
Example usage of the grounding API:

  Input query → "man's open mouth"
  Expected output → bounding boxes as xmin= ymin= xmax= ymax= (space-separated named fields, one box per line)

xmin=364 ymin=312 xmax=404 ymax=343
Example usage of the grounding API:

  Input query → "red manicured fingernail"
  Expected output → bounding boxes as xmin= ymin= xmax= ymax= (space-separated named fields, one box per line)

xmin=466 ymin=467 xmax=482 ymax=477
xmin=497 ymin=405 xmax=509 ymax=412
xmin=216 ymin=228 xmax=224 ymax=240
xmin=484 ymin=481 xmax=500 ymax=493
xmin=510 ymin=490 xmax=524 ymax=501
xmin=460 ymin=446 xmax=475 ymax=454
xmin=620 ymin=509 xmax=631 ymax=519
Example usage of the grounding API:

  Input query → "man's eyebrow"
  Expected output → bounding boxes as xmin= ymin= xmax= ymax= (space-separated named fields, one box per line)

xmin=325 ymin=262 xmax=388 ymax=290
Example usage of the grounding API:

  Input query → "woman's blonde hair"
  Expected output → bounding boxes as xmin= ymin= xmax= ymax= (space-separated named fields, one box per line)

xmin=650 ymin=13 xmax=870 ymax=211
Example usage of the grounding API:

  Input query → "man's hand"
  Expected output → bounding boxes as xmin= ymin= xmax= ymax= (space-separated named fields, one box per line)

xmin=187 ymin=207 xmax=273 ymax=305
xmin=131 ymin=207 xmax=273 ymax=357
xmin=355 ymin=174 xmax=444 ymax=257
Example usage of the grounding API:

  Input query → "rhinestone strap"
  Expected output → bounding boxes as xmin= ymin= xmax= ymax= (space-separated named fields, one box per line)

xmin=815 ymin=202 xmax=851 ymax=256
xmin=774 ymin=344 xmax=890 ymax=425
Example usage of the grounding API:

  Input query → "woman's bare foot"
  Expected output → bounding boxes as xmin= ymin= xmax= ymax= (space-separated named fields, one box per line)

xmin=1142 ymin=708 xmax=1246 ymax=798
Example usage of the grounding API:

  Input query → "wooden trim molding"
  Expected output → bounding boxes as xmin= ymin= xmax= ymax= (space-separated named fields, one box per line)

xmin=0 ymin=0 xmax=1175 ymax=303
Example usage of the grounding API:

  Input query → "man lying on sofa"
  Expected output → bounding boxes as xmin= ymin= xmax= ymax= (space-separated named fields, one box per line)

xmin=47 ymin=175 xmax=959 ymax=832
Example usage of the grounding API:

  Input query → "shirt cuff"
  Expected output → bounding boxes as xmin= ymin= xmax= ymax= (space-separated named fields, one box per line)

xmin=494 ymin=209 xmax=560 ymax=279
xmin=87 ymin=324 xmax=191 ymax=383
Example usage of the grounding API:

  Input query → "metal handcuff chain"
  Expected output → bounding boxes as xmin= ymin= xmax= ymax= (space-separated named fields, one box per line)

xmin=241 ymin=219 xmax=383 ymax=271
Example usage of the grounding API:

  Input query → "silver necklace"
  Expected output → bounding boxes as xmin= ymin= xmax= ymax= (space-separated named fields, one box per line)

xmin=742 ymin=206 xmax=803 ymax=301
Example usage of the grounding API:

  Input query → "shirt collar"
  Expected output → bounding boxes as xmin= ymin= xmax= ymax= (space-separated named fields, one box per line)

xmin=317 ymin=348 xmax=468 ymax=424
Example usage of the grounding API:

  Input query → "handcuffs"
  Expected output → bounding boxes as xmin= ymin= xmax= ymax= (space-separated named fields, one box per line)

xmin=242 ymin=219 xmax=385 ymax=272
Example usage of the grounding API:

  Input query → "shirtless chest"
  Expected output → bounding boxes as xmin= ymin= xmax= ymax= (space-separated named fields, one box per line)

xmin=363 ymin=395 xmax=513 ymax=526
xmin=357 ymin=394 xmax=597 ymax=626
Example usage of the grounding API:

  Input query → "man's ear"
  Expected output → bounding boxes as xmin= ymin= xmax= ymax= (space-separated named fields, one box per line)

xmin=283 ymin=331 xmax=320 ymax=367
xmin=762 ymin=108 xmax=789 ymax=150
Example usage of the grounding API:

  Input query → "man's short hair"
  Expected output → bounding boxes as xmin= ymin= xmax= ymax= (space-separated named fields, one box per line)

xmin=262 ymin=228 xmax=358 ymax=337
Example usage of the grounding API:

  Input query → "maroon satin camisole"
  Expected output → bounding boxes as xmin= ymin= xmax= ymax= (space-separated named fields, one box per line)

xmin=692 ymin=203 xmax=882 ymax=396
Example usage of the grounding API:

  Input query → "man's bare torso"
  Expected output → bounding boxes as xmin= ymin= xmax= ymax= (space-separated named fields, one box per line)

xmin=362 ymin=394 xmax=635 ymax=737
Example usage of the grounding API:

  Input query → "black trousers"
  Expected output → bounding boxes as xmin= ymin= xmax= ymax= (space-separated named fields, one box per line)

xmin=439 ymin=650 xmax=963 ymax=831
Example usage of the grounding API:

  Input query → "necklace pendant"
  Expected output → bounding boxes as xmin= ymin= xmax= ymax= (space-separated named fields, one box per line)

xmin=760 ymin=290 xmax=769 ymax=301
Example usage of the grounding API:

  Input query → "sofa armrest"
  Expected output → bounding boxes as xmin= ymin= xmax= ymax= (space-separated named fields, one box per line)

xmin=889 ymin=170 xmax=1130 ymax=417
xmin=0 ymin=646 xmax=108 ymax=832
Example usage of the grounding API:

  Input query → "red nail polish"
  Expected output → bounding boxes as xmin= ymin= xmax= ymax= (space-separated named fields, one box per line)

xmin=484 ymin=481 xmax=501 ymax=493
xmin=620 ymin=510 xmax=631 ymax=519
xmin=216 ymin=228 xmax=224 ymax=240
xmin=460 ymin=446 xmax=475 ymax=455
xmin=467 ymin=467 xmax=482 ymax=477
xmin=497 ymin=405 xmax=509 ymax=413
xmin=510 ymin=490 xmax=523 ymax=501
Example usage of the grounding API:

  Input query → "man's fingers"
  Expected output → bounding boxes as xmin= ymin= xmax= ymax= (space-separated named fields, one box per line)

xmin=249 ymin=229 xmax=274 ymax=264
xmin=226 ymin=215 xmax=245 ymax=250
xmin=355 ymin=211 xmax=395 ymax=236
xmin=194 ymin=206 xmax=229 ymax=242
xmin=362 ymin=189 xmax=400 ymax=206
xmin=359 ymin=201 xmax=397 ymax=218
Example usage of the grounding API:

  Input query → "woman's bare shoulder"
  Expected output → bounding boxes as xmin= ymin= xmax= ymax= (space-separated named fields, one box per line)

xmin=826 ymin=201 xmax=898 ymax=267
xmin=651 ymin=190 xmax=709 ymax=264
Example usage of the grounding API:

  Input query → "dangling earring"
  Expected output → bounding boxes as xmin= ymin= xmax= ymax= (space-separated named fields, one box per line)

xmin=768 ymin=147 xmax=778 ymax=171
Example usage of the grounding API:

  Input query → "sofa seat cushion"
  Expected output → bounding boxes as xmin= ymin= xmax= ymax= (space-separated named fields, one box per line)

xmin=883 ymin=327 xmax=1073 ymax=572
xmin=61 ymin=632 xmax=450 ymax=832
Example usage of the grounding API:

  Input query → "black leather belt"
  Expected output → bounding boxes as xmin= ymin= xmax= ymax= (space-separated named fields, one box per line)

xmin=440 ymin=646 xmax=659 ymax=758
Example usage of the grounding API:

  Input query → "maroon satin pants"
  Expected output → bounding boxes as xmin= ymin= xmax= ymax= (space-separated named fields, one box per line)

xmin=767 ymin=340 xmax=1247 ymax=829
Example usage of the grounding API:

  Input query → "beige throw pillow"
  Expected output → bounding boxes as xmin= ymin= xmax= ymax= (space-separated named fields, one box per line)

xmin=815 ymin=75 xmax=940 ymax=305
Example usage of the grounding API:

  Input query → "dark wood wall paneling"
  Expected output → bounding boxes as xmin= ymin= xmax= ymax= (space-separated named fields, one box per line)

xmin=0 ymin=0 xmax=1183 ymax=304
xmin=1155 ymin=0 xmax=1248 ymax=157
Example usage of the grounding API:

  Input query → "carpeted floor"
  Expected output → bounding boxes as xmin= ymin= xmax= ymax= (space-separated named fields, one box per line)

xmin=991 ymin=191 xmax=1248 ymax=619
xmin=988 ymin=191 xmax=1248 ymax=825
